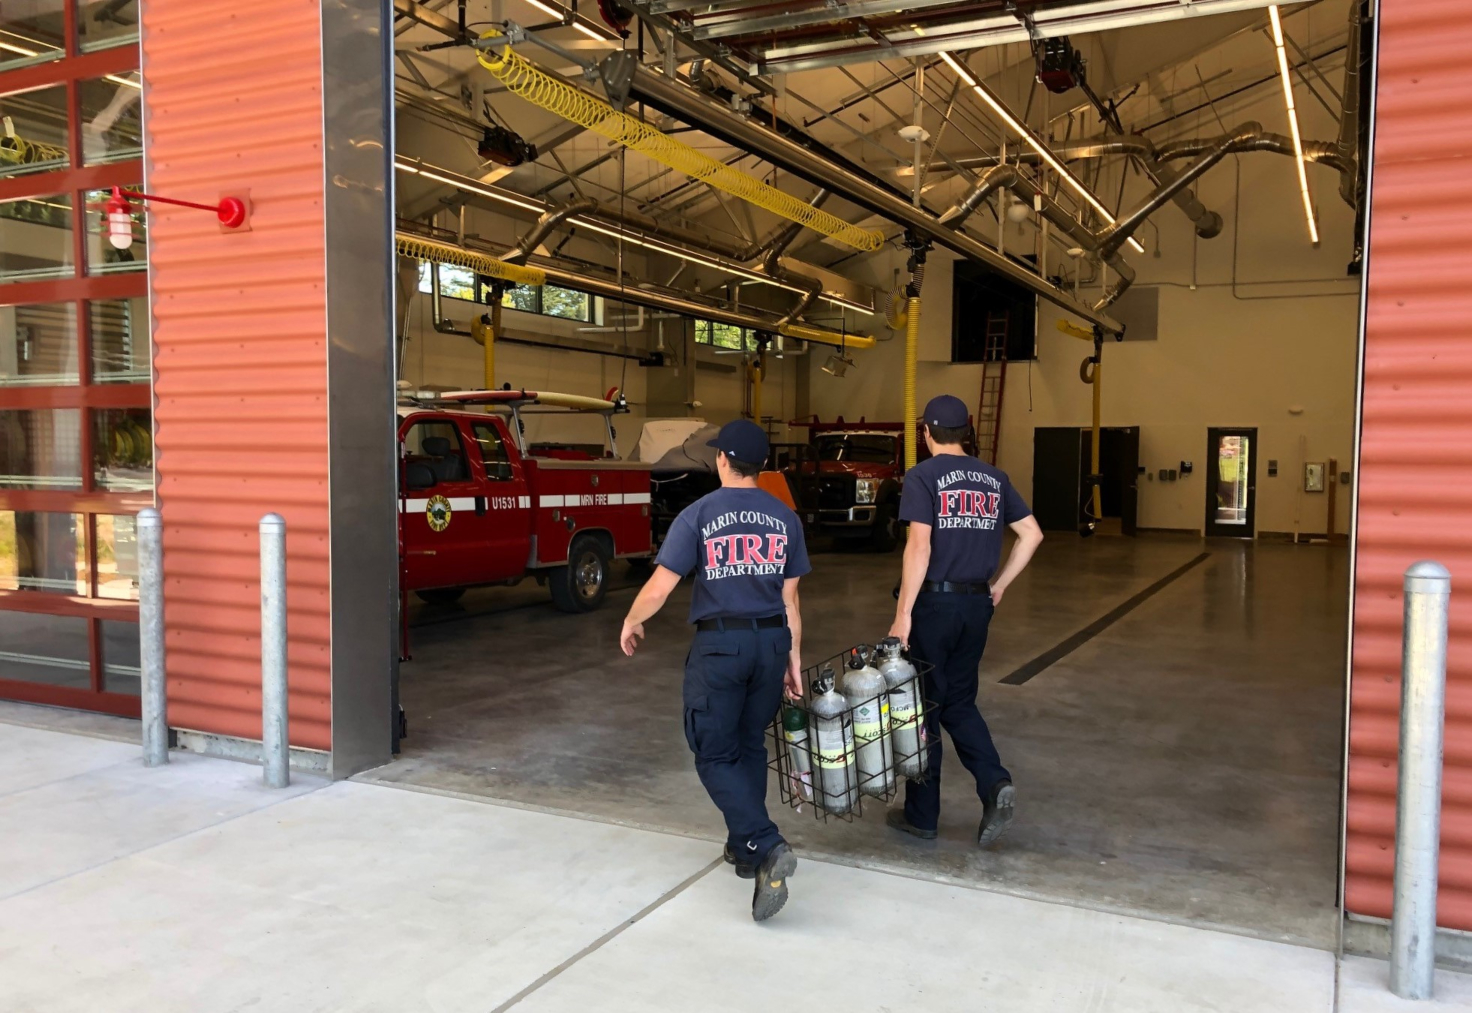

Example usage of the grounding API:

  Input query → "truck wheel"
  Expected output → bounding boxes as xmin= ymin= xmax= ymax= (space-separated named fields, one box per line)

xmin=415 ymin=587 xmax=466 ymax=605
xmin=870 ymin=502 xmax=900 ymax=553
xmin=550 ymin=535 xmax=610 ymax=613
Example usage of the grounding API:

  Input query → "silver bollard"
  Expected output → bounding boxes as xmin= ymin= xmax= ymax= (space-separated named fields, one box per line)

xmin=137 ymin=508 xmax=167 ymax=767
xmin=260 ymin=514 xmax=289 ymax=788
xmin=1391 ymin=560 xmax=1451 ymax=1000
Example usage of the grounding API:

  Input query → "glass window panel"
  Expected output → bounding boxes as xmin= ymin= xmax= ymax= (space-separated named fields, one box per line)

xmin=471 ymin=422 xmax=512 ymax=480
xmin=90 ymin=296 xmax=148 ymax=384
xmin=85 ymin=187 xmax=146 ymax=276
xmin=1213 ymin=435 xmax=1251 ymax=526
xmin=0 ymin=83 xmax=69 ymax=176
xmin=0 ymin=510 xmax=85 ymax=593
xmin=542 ymin=285 xmax=589 ymax=322
xmin=93 ymin=407 xmax=151 ymax=492
xmin=0 ymin=612 xmax=90 ymax=688
xmin=0 ymin=192 xmax=73 ymax=283
xmin=96 ymin=513 xmax=137 ymax=600
xmin=0 ymin=408 xmax=81 ymax=489
xmin=500 ymin=285 xmax=538 ymax=313
xmin=437 ymin=263 xmax=475 ymax=301
xmin=0 ymin=2 xmax=64 ymax=70
xmin=0 ymin=301 xmax=78 ymax=386
xmin=79 ymin=73 xmax=142 ymax=166
xmin=100 ymin=619 xmax=139 ymax=694
xmin=711 ymin=322 xmax=744 ymax=350
xmin=77 ymin=0 xmax=138 ymax=53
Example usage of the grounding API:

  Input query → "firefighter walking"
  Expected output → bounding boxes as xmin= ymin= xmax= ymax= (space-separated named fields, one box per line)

xmin=888 ymin=394 xmax=1044 ymax=846
xmin=621 ymin=420 xmax=809 ymax=922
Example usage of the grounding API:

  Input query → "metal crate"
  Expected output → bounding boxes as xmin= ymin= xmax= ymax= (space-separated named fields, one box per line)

xmin=767 ymin=645 xmax=933 ymax=822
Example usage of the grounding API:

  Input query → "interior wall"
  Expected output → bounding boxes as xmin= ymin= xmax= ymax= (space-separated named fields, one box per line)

xmin=810 ymin=83 xmax=1362 ymax=537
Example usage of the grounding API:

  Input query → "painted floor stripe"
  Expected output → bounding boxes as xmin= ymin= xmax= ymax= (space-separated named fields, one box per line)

xmin=998 ymin=552 xmax=1212 ymax=686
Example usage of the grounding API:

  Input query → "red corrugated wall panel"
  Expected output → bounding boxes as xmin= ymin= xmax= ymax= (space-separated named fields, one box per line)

xmin=1348 ymin=0 xmax=1472 ymax=927
xmin=143 ymin=0 xmax=332 ymax=750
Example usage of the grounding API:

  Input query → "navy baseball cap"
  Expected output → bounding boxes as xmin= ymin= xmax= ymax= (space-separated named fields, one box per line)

xmin=707 ymin=419 xmax=769 ymax=466
xmin=922 ymin=394 xmax=969 ymax=428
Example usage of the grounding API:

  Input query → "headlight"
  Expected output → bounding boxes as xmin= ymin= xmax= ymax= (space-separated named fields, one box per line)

xmin=855 ymin=478 xmax=877 ymax=504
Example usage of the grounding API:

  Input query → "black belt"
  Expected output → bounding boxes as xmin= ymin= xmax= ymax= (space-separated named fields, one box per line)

xmin=921 ymin=580 xmax=991 ymax=595
xmin=695 ymin=615 xmax=786 ymax=632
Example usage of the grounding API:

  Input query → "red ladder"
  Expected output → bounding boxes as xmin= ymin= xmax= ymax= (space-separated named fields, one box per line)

xmin=975 ymin=310 xmax=1009 ymax=464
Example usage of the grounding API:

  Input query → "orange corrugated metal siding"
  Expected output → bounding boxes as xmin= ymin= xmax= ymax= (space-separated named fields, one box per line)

xmin=1347 ymin=0 xmax=1472 ymax=927
xmin=143 ymin=0 xmax=332 ymax=750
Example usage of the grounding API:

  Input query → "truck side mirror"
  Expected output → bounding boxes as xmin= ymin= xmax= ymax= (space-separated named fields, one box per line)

xmin=405 ymin=462 xmax=437 ymax=491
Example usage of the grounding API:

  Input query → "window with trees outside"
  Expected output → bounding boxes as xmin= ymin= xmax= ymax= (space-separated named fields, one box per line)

xmin=416 ymin=260 xmax=594 ymax=323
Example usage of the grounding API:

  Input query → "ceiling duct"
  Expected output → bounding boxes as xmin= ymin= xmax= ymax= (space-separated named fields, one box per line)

xmin=601 ymin=54 xmax=1124 ymax=334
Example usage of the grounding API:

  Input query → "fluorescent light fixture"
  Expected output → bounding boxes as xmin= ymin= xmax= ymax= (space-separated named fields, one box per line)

xmin=939 ymin=50 xmax=1146 ymax=255
xmin=393 ymin=156 xmax=874 ymax=314
xmin=520 ymin=0 xmax=616 ymax=41
xmin=1268 ymin=6 xmax=1319 ymax=245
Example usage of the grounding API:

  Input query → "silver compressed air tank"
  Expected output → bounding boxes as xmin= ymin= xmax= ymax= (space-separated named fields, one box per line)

xmin=876 ymin=636 xmax=926 ymax=779
xmin=843 ymin=646 xmax=895 ymax=797
xmin=810 ymin=666 xmax=858 ymax=814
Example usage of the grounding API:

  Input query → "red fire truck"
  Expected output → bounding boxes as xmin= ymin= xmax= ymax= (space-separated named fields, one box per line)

xmin=398 ymin=388 xmax=653 ymax=615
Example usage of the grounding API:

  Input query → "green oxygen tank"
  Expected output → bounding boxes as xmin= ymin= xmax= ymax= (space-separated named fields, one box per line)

xmin=810 ymin=666 xmax=857 ymax=814
xmin=876 ymin=636 xmax=926 ymax=778
xmin=842 ymin=646 xmax=895 ymax=797
xmin=781 ymin=704 xmax=814 ymax=802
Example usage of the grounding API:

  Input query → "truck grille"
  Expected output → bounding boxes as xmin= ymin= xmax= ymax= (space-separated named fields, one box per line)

xmin=818 ymin=475 xmax=855 ymax=510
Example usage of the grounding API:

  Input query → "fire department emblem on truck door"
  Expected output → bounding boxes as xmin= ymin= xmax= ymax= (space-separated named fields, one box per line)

xmin=426 ymin=495 xmax=452 ymax=532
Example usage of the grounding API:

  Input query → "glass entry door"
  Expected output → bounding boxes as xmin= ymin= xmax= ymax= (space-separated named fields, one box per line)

xmin=1205 ymin=428 xmax=1257 ymax=538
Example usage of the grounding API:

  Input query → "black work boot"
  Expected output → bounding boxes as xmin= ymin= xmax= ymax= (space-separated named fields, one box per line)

xmin=977 ymin=780 xmax=1015 ymax=848
xmin=751 ymin=841 xmax=797 ymax=923
xmin=723 ymin=843 xmax=757 ymax=879
xmin=886 ymin=808 xmax=938 ymax=840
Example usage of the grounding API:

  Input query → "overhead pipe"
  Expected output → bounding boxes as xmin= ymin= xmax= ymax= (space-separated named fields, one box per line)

xmin=937 ymin=139 xmax=1222 ymax=238
xmin=608 ymin=58 xmax=1125 ymax=335
xmin=1098 ymin=122 xmax=1264 ymax=263
xmin=764 ymin=190 xmax=831 ymax=326
xmin=502 ymin=198 xmax=599 ymax=264
xmin=939 ymin=165 xmax=1135 ymax=312
xmin=1335 ymin=0 xmax=1364 ymax=210
xmin=1155 ymin=133 xmax=1352 ymax=176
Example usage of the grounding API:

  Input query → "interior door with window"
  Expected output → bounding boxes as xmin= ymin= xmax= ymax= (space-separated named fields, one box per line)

xmin=1205 ymin=428 xmax=1258 ymax=538
xmin=469 ymin=419 xmax=532 ymax=577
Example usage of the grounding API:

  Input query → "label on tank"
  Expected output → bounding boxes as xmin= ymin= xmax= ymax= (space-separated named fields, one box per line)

xmin=816 ymin=725 xmax=854 ymax=769
xmin=890 ymin=686 xmax=916 ymax=728
xmin=853 ymin=701 xmax=882 ymax=743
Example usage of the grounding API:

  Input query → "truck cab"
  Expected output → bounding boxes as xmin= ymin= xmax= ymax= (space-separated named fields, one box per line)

xmin=398 ymin=389 xmax=652 ymax=615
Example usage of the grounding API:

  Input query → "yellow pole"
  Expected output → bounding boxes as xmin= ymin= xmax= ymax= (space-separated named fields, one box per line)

xmin=903 ymin=296 xmax=921 ymax=470
xmin=485 ymin=301 xmax=501 ymax=390
xmin=1089 ymin=338 xmax=1103 ymax=522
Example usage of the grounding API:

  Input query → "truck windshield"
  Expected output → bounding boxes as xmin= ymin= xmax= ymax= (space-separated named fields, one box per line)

xmin=814 ymin=434 xmax=896 ymax=464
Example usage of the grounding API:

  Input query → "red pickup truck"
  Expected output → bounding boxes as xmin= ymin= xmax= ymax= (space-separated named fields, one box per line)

xmin=398 ymin=389 xmax=652 ymax=614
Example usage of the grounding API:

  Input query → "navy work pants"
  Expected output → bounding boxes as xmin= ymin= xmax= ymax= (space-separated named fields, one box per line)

xmin=903 ymin=591 xmax=1011 ymax=832
xmin=682 ymin=624 xmax=791 ymax=864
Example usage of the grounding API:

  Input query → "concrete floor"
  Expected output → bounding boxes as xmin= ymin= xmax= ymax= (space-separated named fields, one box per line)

xmin=4 ymin=721 xmax=1422 ymax=1012
xmin=377 ymin=536 xmax=1349 ymax=948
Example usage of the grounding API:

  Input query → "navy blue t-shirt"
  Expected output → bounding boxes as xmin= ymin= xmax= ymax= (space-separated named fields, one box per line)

xmin=656 ymin=486 xmax=811 ymax=622
xmin=899 ymin=453 xmax=1031 ymax=584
